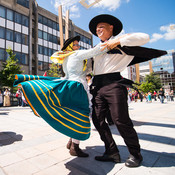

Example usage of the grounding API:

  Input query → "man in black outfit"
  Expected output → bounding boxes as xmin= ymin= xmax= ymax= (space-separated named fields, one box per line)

xmin=89 ymin=14 xmax=167 ymax=167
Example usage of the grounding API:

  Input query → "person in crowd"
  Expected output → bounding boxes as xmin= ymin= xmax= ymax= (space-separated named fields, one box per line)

xmin=3 ymin=89 xmax=11 ymax=106
xmin=170 ymin=90 xmax=174 ymax=101
xmin=16 ymin=88 xmax=22 ymax=106
xmin=159 ymin=88 xmax=165 ymax=103
xmin=88 ymin=14 xmax=166 ymax=167
xmin=153 ymin=91 xmax=157 ymax=101
xmin=147 ymin=92 xmax=152 ymax=103
xmin=0 ymin=89 xmax=3 ymax=107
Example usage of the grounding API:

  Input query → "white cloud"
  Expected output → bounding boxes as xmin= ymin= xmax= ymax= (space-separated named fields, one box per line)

xmin=53 ymin=0 xmax=80 ymax=18
xmin=150 ymin=24 xmax=175 ymax=43
xmin=150 ymin=33 xmax=163 ymax=43
xmin=52 ymin=0 xmax=130 ymax=18
xmin=88 ymin=0 xmax=130 ymax=11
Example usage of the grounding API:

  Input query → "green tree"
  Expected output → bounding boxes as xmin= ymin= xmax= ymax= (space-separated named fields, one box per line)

xmin=144 ymin=72 xmax=161 ymax=91
xmin=140 ymin=81 xmax=156 ymax=93
xmin=47 ymin=63 xmax=64 ymax=77
xmin=0 ymin=48 xmax=23 ymax=90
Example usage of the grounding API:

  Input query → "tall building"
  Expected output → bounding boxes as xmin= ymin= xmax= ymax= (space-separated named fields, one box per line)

xmin=0 ymin=0 xmax=92 ymax=75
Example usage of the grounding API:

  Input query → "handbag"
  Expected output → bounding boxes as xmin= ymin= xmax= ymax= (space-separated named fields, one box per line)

xmin=16 ymin=93 xmax=19 ymax=98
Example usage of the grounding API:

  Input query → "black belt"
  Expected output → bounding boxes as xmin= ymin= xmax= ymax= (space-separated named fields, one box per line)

xmin=92 ymin=72 xmax=122 ymax=87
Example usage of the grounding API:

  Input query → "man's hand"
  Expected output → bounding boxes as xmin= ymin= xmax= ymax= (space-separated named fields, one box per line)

xmin=101 ymin=34 xmax=131 ymax=51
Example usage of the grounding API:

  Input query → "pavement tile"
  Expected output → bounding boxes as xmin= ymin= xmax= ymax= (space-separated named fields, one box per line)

xmin=0 ymin=152 xmax=24 ymax=167
xmin=3 ymin=160 xmax=39 ymax=175
xmin=27 ymin=154 xmax=58 ymax=170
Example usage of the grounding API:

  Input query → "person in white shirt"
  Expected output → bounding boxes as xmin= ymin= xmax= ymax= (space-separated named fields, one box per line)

xmin=88 ymin=14 xmax=150 ymax=167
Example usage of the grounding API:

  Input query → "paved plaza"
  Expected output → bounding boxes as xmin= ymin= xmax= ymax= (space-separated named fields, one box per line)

xmin=0 ymin=100 xmax=175 ymax=175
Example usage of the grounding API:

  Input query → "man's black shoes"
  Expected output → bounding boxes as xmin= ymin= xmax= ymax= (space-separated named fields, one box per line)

xmin=125 ymin=154 xmax=143 ymax=167
xmin=95 ymin=153 xmax=121 ymax=163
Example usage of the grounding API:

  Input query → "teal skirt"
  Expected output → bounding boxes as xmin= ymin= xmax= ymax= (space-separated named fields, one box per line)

xmin=14 ymin=74 xmax=90 ymax=140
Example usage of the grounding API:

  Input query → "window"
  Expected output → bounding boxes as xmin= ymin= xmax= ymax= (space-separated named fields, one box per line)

xmin=6 ymin=29 xmax=13 ymax=41
xmin=48 ymin=19 xmax=52 ymax=28
xmin=53 ymin=21 xmax=57 ymax=30
xmin=53 ymin=35 xmax=57 ymax=44
xmin=22 ymin=34 xmax=28 ymax=45
xmin=43 ymin=62 xmax=49 ymax=70
xmin=43 ymin=17 xmax=47 ymax=26
xmin=57 ymin=23 xmax=59 ymax=31
xmin=38 ymin=15 xmax=42 ymax=23
xmin=43 ymin=32 xmax=47 ymax=40
xmin=22 ymin=15 xmax=29 ymax=27
xmin=48 ymin=48 xmax=53 ymax=56
xmin=17 ymin=0 xmax=29 ymax=8
xmin=0 ymin=27 xmax=5 ymax=39
xmin=14 ymin=32 xmax=21 ymax=43
xmin=14 ymin=51 xmax=21 ymax=63
xmin=15 ymin=12 xmax=22 ymax=24
xmin=7 ymin=9 xmax=13 ymax=21
xmin=38 ymin=45 xmax=43 ymax=54
xmin=43 ymin=47 xmax=48 ymax=56
xmin=38 ymin=61 xmax=43 ymax=70
xmin=21 ymin=53 xmax=28 ymax=64
xmin=48 ymin=33 xmax=52 ymax=42
xmin=38 ymin=30 xmax=43 ymax=39
xmin=0 ymin=48 xmax=5 ymax=61
xmin=0 ymin=6 xmax=5 ymax=18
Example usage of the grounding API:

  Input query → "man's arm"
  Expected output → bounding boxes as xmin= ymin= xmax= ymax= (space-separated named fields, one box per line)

xmin=104 ymin=33 xmax=150 ymax=50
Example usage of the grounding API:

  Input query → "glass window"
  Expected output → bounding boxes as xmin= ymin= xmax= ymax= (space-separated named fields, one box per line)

xmin=14 ymin=51 xmax=21 ymax=63
xmin=0 ymin=27 xmax=5 ymax=39
xmin=38 ymin=14 xmax=42 ymax=23
xmin=21 ymin=53 xmax=28 ymax=64
xmin=43 ymin=32 xmax=47 ymax=40
xmin=48 ymin=48 xmax=53 ymax=56
xmin=48 ymin=19 xmax=52 ymax=28
xmin=57 ymin=23 xmax=59 ymax=31
xmin=22 ymin=15 xmax=29 ymax=27
xmin=53 ymin=35 xmax=57 ymax=44
xmin=43 ymin=17 xmax=47 ymax=26
xmin=48 ymin=33 xmax=52 ymax=42
xmin=38 ymin=30 xmax=43 ymax=39
xmin=43 ymin=62 xmax=49 ymax=70
xmin=53 ymin=21 xmax=57 ymax=30
xmin=6 ymin=29 xmax=13 ymax=41
xmin=7 ymin=9 xmax=13 ymax=21
xmin=0 ymin=48 xmax=5 ymax=61
xmin=43 ymin=47 xmax=48 ymax=56
xmin=17 ymin=0 xmax=29 ymax=8
xmin=0 ymin=6 xmax=6 ymax=18
xmin=14 ymin=32 xmax=21 ymax=43
xmin=22 ymin=34 xmax=28 ymax=45
xmin=38 ymin=45 xmax=43 ymax=54
xmin=15 ymin=12 xmax=22 ymax=24
xmin=38 ymin=61 xmax=43 ymax=71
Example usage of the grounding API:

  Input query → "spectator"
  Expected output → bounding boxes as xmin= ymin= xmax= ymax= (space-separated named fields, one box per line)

xmin=3 ymin=89 xmax=11 ymax=106
xmin=0 ymin=89 xmax=3 ymax=107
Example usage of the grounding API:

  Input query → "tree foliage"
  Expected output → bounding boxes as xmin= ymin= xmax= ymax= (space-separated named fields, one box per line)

xmin=0 ymin=48 xmax=23 ymax=89
xmin=47 ymin=63 xmax=64 ymax=77
xmin=139 ymin=73 xmax=161 ymax=93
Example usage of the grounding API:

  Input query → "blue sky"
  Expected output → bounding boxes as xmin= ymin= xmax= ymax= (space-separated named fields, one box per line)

xmin=37 ymin=0 xmax=175 ymax=52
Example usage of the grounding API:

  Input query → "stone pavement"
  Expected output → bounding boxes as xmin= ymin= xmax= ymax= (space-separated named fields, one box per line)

xmin=0 ymin=100 xmax=175 ymax=175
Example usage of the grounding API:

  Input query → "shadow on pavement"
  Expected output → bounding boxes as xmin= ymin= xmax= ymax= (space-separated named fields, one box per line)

xmin=65 ymin=145 xmax=175 ymax=175
xmin=132 ymin=120 xmax=175 ymax=128
xmin=0 ymin=112 xmax=9 ymax=115
xmin=0 ymin=131 xmax=23 ymax=146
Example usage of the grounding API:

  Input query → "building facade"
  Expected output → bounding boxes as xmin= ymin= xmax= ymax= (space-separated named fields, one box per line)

xmin=0 ymin=0 xmax=92 ymax=75
xmin=136 ymin=50 xmax=175 ymax=90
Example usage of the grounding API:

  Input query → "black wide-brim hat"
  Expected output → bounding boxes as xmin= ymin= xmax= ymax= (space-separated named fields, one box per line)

xmin=61 ymin=36 xmax=80 ymax=50
xmin=89 ymin=14 xmax=123 ymax=36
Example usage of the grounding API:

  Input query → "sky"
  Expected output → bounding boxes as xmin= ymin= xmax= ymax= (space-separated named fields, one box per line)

xmin=36 ymin=0 xmax=175 ymax=52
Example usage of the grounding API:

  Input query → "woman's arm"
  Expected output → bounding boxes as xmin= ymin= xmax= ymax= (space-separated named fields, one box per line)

xmin=72 ymin=43 xmax=108 ymax=61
